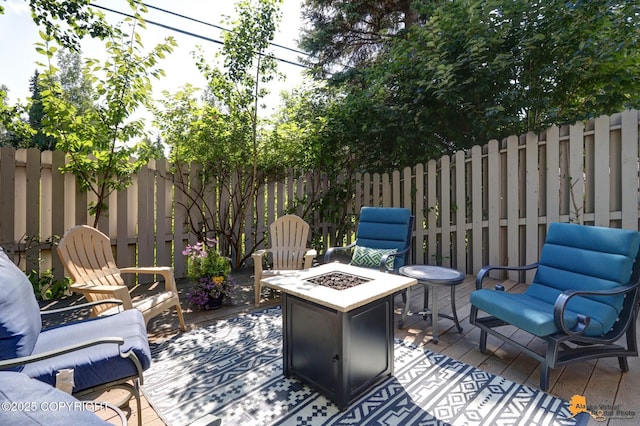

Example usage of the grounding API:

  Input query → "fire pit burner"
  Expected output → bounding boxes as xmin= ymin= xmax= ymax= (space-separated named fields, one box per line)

xmin=307 ymin=272 xmax=371 ymax=290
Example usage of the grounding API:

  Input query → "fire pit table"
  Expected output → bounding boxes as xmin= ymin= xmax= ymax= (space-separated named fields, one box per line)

xmin=261 ymin=262 xmax=416 ymax=410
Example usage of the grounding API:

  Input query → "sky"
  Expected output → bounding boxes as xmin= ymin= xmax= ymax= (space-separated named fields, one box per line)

xmin=0 ymin=0 xmax=309 ymax=113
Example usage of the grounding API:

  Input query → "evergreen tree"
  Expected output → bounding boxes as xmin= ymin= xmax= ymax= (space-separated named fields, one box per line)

xmin=28 ymin=71 xmax=55 ymax=150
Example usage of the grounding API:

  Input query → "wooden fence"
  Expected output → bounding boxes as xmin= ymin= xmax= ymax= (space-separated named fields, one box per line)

xmin=1 ymin=110 xmax=638 ymax=284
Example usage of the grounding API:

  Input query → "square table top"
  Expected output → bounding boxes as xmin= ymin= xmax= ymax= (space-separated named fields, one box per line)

xmin=260 ymin=262 xmax=417 ymax=312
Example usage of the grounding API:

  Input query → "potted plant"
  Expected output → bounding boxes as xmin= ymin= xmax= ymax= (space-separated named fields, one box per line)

xmin=183 ymin=238 xmax=233 ymax=310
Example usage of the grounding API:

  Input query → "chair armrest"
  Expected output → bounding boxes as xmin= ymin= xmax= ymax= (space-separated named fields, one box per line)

xmin=120 ymin=266 xmax=178 ymax=293
xmin=0 ymin=337 xmax=125 ymax=370
xmin=303 ymin=249 xmax=317 ymax=269
xmin=70 ymin=284 xmax=133 ymax=310
xmin=40 ymin=299 xmax=124 ymax=316
xmin=120 ymin=266 xmax=171 ymax=274
xmin=379 ymin=246 xmax=411 ymax=272
xmin=252 ymin=249 xmax=269 ymax=281
xmin=324 ymin=243 xmax=356 ymax=264
xmin=252 ymin=249 xmax=268 ymax=261
xmin=553 ymin=282 xmax=640 ymax=336
xmin=475 ymin=263 xmax=539 ymax=290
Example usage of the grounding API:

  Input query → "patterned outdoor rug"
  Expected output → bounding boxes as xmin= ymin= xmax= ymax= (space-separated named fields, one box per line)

xmin=142 ymin=307 xmax=587 ymax=426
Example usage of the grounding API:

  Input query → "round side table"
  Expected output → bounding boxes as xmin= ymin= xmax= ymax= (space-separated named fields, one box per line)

xmin=399 ymin=265 xmax=465 ymax=343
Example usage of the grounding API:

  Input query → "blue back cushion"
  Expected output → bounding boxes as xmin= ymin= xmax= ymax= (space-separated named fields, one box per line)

xmin=0 ymin=248 xmax=41 ymax=365
xmin=355 ymin=207 xmax=412 ymax=269
xmin=528 ymin=222 xmax=640 ymax=322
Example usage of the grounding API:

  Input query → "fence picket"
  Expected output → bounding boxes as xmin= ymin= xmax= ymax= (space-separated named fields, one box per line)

xmin=506 ymin=135 xmax=519 ymax=280
xmin=440 ymin=155 xmax=451 ymax=268
xmin=426 ymin=159 xmax=438 ymax=265
xmin=414 ymin=163 xmax=425 ymax=265
xmin=594 ymin=116 xmax=610 ymax=226
xmin=487 ymin=140 xmax=500 ymax=268
xmin=621 ymin=110 xmax=639 ymax=229
xmin=470 ymin=146 xmax=482 ymax=274
xmin=454 ymin=151 xmax=466 ymax=270
xmin=525 ymin=132 xmax=540 ymax=283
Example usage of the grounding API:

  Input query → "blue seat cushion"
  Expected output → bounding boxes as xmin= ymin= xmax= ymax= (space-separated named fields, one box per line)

xmin=0 ymin=371 xmax=110 ymax=425
xmin=22 ymin=309 xmax=151 ymax=393
xmin=470 ymin=288 xmax=617 ymax=337
xmin=0 ymin=249 xmax=42 ymax=366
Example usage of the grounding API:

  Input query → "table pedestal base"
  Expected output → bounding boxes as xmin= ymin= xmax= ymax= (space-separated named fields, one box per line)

xmin=398 ymin=265 xmax=465 ymax=344
xmin=410 ymin=285 xmax=463 ymax=343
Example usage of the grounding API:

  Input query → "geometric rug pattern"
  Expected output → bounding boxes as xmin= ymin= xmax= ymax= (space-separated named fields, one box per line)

xmin=142 ymin=307 xmax=587 ymax=426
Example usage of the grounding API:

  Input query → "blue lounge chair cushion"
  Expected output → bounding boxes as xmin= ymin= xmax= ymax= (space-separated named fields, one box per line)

xmin=351 ymin=246 xmax=397 ymax=270
xmin=470 ymin=287 xmax=618 ymax=337
xmin=0 ymin=249 xmax=42 ymax=365
xmin=0 ymin=371 xmax=110 ymax=425
xmin=356 ymin=207 xmax=412 ymax=269
xmin=471 ymin=223 xmax=640 ymax=337
xmin=22 ymin=309 xmax=152 ymax=392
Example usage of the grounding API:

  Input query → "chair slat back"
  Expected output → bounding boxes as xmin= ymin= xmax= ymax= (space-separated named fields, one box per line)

xmin=57 ymin=225 xmax=129 ymax=314
xmin=269 ymin=215 xmax=310 ymax=271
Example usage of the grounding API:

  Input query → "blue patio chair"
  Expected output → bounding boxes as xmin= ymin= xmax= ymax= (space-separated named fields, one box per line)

xmin=470 ymin=222 xmax=640 ymax=391
xmin=0 ymin=247 xmax=151 ymax=426
xmin=324 ymin=206 xmax=414 ymax=273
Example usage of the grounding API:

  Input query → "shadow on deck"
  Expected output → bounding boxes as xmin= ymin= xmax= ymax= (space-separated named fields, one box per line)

xmin=39 ymin=267 xmax=640 ymax=426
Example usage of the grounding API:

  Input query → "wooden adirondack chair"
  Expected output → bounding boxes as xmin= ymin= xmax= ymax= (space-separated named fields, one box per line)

xmin=252 ymin=215 xmax=317 ymax=306
xmin=57 ymin=225 xmax=186 ymax=331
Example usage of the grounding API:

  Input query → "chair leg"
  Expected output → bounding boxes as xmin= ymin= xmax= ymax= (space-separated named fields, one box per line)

xmin=254 ymin=280 xmax=262 ymax=307
xmin=541 ymin=340 xmax=561 ymax=392
xmin=618 ymin=357 xmax=630 ymax=372
xmin=479 ymin=330 xmax=488 ymax=353
xmin=450 ymin=286 xmax=463 ymax=333
xmin=399 ymin=286 xmax=411 ymax=328
xmin=539 ymin=364 xmax=550 ymax=392
xmin=112 ymin=381 xmax=143 ymax=426
xmin=80 ymin=380 xmax=142 ymax=426
xmin=176 ymin=304 xmax=186 ymax=332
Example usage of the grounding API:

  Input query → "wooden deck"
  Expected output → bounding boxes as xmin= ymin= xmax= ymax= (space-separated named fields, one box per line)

xmin=94 ymin=268 xmax=639 ymax=426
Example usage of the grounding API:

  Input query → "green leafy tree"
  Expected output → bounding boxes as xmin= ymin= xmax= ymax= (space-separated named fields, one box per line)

xmin=0 ymin=86 xmax=33 ymax=147
xmin=1 ymin=0 xmax=112 ymax=150
xmin=197 ymin=0 xmax=283 ymax=182
xmin=156 ymin=0 xmax=289 ymax=267
xmin=56 ymin=49 xmax=94 ymax=114
xmin=379 ymin=0 xmax=640 ymax=145
xmin=271 ymin=83 xmax=359 ymax=247
xmin=37 ymin=3 xmax=175 ymax=226
xmin=299 ymin=0 xmax=640 ymax=172
xmin=0 ymin=0 xmax=113 ymax=50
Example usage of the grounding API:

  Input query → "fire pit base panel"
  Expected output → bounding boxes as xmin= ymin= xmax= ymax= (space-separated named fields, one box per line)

xmin=282 ymin=293 xmax=394 ymax=410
